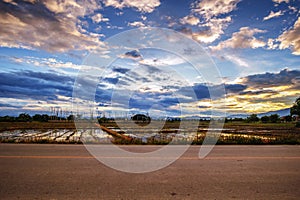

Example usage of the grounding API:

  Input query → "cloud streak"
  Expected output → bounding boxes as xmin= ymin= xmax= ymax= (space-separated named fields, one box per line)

xmin=263 ymin=10 xmax=284 ymax=21
xmin=0 ymin=70 xmax=74 ymax=101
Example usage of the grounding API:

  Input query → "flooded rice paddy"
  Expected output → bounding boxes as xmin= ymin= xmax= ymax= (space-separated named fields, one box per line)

xmin=0 ymin=125 xmax=293 ymax=144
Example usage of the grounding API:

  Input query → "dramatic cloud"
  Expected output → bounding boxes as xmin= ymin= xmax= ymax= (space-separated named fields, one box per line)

xmin=0 ymin=70 xmax=74 ymax=101
xmin=240 ymin=69 xmax=300 ymax=88
xmin=277 ymin=17 xmax=300 ymax=55
xmin=210 ymin=27 xmax=266 ymax=51
xmin=0 ymin=0 xmax=104 ymax=52
xmin=0 ymin=69 xmax=111 ymax=114
xmin=190 ymin=69 xmax=300 ymax=114
xmin=102 ymin=0 xmax=161 ymax=13
xmin=263 ymin=10 xmax=284 ymax=21
xmin=179 ymin=0 xmax=240 ymax=43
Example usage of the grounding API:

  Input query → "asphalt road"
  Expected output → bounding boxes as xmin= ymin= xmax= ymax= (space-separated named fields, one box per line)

xmin=0 ymin=144 xmax=299 ymax=199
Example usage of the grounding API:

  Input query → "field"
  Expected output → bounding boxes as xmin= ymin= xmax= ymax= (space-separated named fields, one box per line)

xmin=0 ymin=120 xmax=299 ymax=144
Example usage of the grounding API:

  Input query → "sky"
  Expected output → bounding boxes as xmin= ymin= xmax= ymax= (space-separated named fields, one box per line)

xmin=0 ymin=0 xmax=299 ymax=118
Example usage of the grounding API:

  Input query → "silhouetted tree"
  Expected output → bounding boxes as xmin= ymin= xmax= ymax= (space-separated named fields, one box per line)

xmin=33 ymin=114 xmax=49 ymax=122
xmin=269 ymin=114 xmax=279 ymax=123
xmin=247 ymin=114 xmax=259 ymax=123
xmin=261 ymin=116 xmax=269 ymax=123
xmin=290 ymin=97 xmax=300 ymax=116
xmin=67 ymin=114 xmax=74 ymax=121
xmin=17 ymin=113 xmax=32 ymax=122
xmin=284 ymin=115 xmax=292 ymax=122
xmin=33 ymin=114 xmax=42 ymax=121
xmin=0 ymin=115 xmax=15 ymax=122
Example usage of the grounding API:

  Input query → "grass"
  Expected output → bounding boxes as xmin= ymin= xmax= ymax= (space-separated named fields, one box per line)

xmin=0 ymin=121 xmax=76 ymax=132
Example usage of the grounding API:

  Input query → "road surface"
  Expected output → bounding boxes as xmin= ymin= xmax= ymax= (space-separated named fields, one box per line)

xmin=0 ymin=144 xmax=299 ymax=199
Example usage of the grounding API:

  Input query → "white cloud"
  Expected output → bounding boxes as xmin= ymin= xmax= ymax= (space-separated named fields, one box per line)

xmin=267 ymin=38 xmax=279 ymax=49
xmin=102 ymin=0 xmax=161 ymax=13
xmin=139 ymin=55 xmax=186 ymax=67
xmin=263 ymin=10 xmax=284 ymax=21
xmin=179 ymin=0 xmax=240 ymax=43
xmin=43 ymin=0 xmax=99 ymax=19
xmin=141 ymin=16 xmax=147 ymax=21
xmin=194 ymin=16 xmax=232 ymax=43
xmin=180 ymin=15 xmax=200 ymax=26
xmin=127 ymin=21 xmax=146 ymax=27
xmin=272 ymin=0 xmax=289 ymax=4
xmin=210 ymin=27 xmax=266 ymax=51
xmin=193 ymin=0 xmax=240 ymax=19
xmin=277 ymin=17 xmax=300 ymax=55
xmin=91 ymin=13 xmax=109 ymax=23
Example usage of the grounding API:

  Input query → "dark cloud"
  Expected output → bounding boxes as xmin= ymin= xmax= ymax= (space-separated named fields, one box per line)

xmin=124 ymin=50 xmax=142 ymax=59
xmin=193 ymin=84 xmax=210 ymax=99
xmin=243 ymin=69 xmax=300 ymax=88
xmin=239 ymin=90 xmax=278 ymax=96
xmin=128 ymin=95 xmax=180 ymax=112
xmin=0 ymin=70 xmax=74 ymax=101
xmin=178 ymin=83 xmax=247 ymax=102
xmin=178 ymin=84 xmax=210 ymax=102
xmin=103 ymin=77 xmax=119 ymax=84
xmin=112 ymin=67 xmax=131 ymax=74
xmin=225 ymin=84 xmax=247 ymax=93
xmin=159 ymin=97 xmax=180 ymax=107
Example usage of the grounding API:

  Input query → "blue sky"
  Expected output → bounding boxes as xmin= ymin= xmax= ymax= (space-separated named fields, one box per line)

xmin=0 ymin=0 xmax=299 ymax=117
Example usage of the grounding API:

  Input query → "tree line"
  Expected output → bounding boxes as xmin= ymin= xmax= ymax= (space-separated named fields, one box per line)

xmin=0 ymin=113 xmax=75 ymax=122
xmin=242 ymin=114 xmax=287 ymax=123
xmin=227 ymin=97 xmax=300 ymax=127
